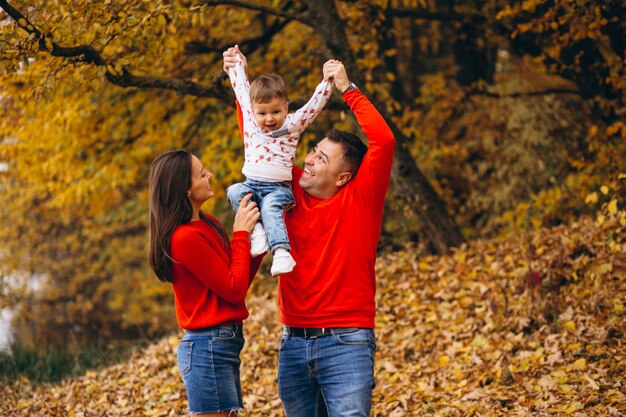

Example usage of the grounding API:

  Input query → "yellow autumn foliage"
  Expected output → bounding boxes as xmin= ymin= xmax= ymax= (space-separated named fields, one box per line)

xmin=0 ymin=0 xmax=624 ymax=350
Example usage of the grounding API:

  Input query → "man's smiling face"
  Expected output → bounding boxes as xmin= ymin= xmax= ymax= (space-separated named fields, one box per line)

xmin=299 ymin=138 xmax=352 ymax=200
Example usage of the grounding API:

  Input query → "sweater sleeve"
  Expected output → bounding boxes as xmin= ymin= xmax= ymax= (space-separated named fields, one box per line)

xmin=228 ymin=57 xmax=256 ymax=131
xmin=343 ymin=90 xmax=396 ymax=206
xmin=172 ymin=229 xmax=252 ymax=304
xmin=279 ymin=80 xmax=332 ymax=137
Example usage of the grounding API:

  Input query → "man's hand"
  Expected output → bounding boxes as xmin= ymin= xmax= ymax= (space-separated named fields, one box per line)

xmin=223 ymin=44 xmax=247 ymax=73
xmin=323 ymin=60 xmax=350 ymax=93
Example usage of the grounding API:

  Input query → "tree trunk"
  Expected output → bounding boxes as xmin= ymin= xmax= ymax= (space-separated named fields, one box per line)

xmin=385 ymin=119 xmax=466 ymax=253
xmin=305 ymin=0 xmax=465 ymax=253
xmin=453 ymin=20 xmax=497 ymax=86
xmin=378 ymin=11 xmax=406 ymax=111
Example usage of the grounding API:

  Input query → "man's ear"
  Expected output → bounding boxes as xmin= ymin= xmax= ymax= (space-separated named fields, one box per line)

xmin=336 ymin=171 xmax=352 ymax=187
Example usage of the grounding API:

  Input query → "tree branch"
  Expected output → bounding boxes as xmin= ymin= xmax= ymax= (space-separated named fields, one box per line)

xmin=467 ymin=87 xmax=582 ymax=99
xmin=0 ymin=1 xmax=353 ymax=110
xmin=104 ymin=68 xmax=232 ymax=100
xmin=388 ymin=8 xmax=484 ymax=22
xmin=0 ymin=0 xmax=232 ymax=102
xmin=198 ymin=0 xmax=310 ymax=24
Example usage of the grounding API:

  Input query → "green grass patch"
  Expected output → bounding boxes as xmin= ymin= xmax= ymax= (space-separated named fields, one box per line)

xmin=0 ymin=339 xmax=149 ymax=384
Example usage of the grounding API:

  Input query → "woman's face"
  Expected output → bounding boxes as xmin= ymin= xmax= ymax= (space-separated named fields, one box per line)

xmin=188 ymin=155 xmax=214 ymax=206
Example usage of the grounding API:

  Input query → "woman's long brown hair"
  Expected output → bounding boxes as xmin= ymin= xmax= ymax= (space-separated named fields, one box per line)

xmin=148 ymin=150 xmax=229 ymax=282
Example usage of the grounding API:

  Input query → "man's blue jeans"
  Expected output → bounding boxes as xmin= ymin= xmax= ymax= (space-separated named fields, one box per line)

xmin=278 ymin=328 xmax=376 ymax=417
xmin=226 ymin=179 xmax=294 ymax=251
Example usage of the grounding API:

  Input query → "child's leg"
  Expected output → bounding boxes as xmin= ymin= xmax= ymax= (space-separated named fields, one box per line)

xmin=226 ymin=182 xmax=257 ymax=212
xmin=227 ymin=181 xmax=268 ymax=256
xmin=258 ymin=186 xmax=294 ymax=251
xmin=258 ymin=185 xmax=296 ymax=276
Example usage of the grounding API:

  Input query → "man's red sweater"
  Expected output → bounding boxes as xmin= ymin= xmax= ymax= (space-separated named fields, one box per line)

xmin=280 ymin=90 xmax=395 ymax=328
xmin=169 ymin=216 xmax=263 ymax=329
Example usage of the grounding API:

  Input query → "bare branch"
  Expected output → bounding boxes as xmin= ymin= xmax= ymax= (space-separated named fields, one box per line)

xmin=198 ymin=0 xmax=310 ymax=24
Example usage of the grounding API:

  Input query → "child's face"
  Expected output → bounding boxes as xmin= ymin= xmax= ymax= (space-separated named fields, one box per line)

xmin=252 ymin=97 xmax=289 ymax=133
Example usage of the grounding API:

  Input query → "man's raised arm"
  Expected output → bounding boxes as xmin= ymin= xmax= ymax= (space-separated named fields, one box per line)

xmin=323 ymin=61 xmax=395 ymax=203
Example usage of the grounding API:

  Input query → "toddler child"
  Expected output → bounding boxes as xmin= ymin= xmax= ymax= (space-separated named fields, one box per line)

xmin=223 ymin=45 xmax=331 ymax=276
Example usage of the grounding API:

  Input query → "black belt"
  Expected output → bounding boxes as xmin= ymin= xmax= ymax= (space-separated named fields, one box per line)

xmin=285 ymin=326 xmax=359 ymax=339
xmin=186 ymin=324 xmax=243 ymax=336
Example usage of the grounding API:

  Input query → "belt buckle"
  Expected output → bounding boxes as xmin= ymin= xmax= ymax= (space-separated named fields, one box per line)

xmin=303 ymin=328 xmax=325 ymax=339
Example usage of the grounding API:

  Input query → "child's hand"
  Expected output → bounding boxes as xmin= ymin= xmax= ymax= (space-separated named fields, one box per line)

xmin=323 ymin=60 xmax=350 ymax=92
xmin=233 ymin=193 xmax=260 ymax=233
xmin=322 ymin=59 xmax=337 ymax=82
xmin=223 ymin=45 xmax=247 ymax=72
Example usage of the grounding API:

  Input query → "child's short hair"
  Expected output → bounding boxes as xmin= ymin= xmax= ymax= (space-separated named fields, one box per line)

xmin=250 ymin=74 xmax=288 ymax=103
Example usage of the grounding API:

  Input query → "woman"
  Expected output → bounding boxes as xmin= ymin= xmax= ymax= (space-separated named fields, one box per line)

xmin=148 ymin=149 xmax=263 ymax=416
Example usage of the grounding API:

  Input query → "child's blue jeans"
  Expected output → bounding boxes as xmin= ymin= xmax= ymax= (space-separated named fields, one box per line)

xmin=226 ymin=179 xmax=294 ymax=252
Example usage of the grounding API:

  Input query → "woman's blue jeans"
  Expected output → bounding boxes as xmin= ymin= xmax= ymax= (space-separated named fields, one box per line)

xmin=177 ymin=325 xmax=244 ymax=414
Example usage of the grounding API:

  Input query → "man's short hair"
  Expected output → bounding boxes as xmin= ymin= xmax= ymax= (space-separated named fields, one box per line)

xmin=324 ymin=129 xmax=368 ymax=176
xmin=250 ymin=74 xmax=288 ymax=103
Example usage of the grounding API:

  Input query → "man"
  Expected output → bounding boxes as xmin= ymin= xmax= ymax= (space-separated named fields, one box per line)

xmin=278 ymin=61 xmax=395 ymax=417
xmin=224 ymin=50 xmax=395 ymax=417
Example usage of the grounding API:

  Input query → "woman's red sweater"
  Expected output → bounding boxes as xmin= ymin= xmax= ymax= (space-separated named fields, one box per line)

xmin=169 ymin=216 xmax=263 ymax=329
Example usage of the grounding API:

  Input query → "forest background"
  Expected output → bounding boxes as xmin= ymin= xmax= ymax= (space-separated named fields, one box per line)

xmin=0 ymin=0 xmax=624 ymax=414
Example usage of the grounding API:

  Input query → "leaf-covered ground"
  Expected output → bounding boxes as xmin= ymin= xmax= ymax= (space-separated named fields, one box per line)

xmin=1 ymin=216 xmax=624 ymax=416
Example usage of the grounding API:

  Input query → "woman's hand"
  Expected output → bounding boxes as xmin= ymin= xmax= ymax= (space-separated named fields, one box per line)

xmin=233 ymin=193 xmax=260 ymax=233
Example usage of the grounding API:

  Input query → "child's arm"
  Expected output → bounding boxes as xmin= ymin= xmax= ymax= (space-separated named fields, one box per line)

xmin=224 ymin=46 xmax=254 ymax=125
xmin=228 ymin=60 xmax=251 ymax=111
xmin=279 ymin=73 xmax=332 ymax=137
